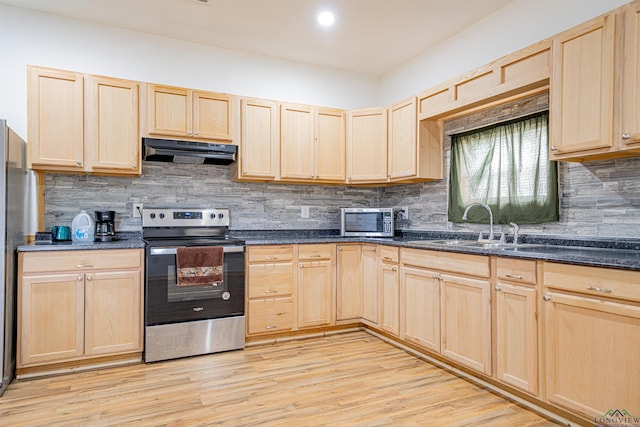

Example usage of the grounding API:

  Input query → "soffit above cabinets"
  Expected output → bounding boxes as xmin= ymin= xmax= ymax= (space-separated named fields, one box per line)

xmin=0 ymin=0 xmax=514 ymax=76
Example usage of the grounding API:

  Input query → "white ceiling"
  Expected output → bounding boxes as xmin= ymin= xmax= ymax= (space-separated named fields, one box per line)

xmin=0 ymin=0 xmax=516 ymax=76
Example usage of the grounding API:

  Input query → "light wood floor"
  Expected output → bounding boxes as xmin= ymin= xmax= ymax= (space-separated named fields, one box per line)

xmin=1 ymin=332 xmax=559 ymax=426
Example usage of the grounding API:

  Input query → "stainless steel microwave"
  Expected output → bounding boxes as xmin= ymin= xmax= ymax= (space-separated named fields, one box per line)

xmin=340 ymin=208 xmax=394 ymax=237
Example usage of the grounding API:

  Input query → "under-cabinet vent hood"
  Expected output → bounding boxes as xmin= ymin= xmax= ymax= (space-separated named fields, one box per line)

xmin=142 ymin=137 xmax=237 ymax=165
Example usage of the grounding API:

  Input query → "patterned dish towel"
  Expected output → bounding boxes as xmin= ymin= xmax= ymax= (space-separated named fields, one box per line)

xmin=176 ymin=246 xmax=224 ymax=287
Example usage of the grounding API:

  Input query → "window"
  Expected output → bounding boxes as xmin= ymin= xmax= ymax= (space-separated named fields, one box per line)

xmin=448 ymin=111 xmax=558 ymax=224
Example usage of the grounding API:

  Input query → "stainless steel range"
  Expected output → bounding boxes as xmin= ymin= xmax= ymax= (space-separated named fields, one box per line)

xmin=142 ymin=208 xmax=245 ymax=363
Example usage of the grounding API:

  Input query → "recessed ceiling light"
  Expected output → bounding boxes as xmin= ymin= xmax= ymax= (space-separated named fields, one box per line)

xmin=317 ymin=10 xmax=335 ymax=27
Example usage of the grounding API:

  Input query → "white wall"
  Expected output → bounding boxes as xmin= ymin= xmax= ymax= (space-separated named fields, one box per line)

xmin=378 ymin=0 xmax=631 ymax=105
xmin=0 ymin=5 xmax=378 ymax=139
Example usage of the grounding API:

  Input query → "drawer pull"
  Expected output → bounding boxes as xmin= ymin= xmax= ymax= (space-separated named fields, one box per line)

xmin=383 ymin=256 xmax=393 ymax=261
xmin=76 ymin=264 xmax=94 ymax=268
xmin=309 ymin=254 xmax=322 ymax=258
xmin=587 ymin=286 xmax=612 ymax=294
xmin=265 ymin=325 xmax=278 ymax=330
xmin=265 ymin=290 xmax=278 ymax=294
xmin=265 ymin=256 xmax=278 ymax=260
xmin=505 ymin=274 xmax=523 ymax=280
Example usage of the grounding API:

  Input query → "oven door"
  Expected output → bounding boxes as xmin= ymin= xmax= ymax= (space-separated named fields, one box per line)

xmin=145 ymin=245 xmax=245 ymax=325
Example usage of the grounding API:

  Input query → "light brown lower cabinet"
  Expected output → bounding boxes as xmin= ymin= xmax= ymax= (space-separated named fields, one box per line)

xmin=246 ymin=245 xmax=295 ymax=335
xmin=380 ymin=253 xmax=400 ymax=337
xmin=401 ymin=266 xmax=440 ymax=352
xmin=336 ymin=245 xmax=363 ymax=321
xmin=297 ymin=244 xmax=334 ymax=328
xmin=543 ymin=291 xmax=640 ymax=417
xmin=440 ymin=273 xmax=492 ymax=375
xmin=361 ymin=245 xmax=379 ymax=324
xmin=18 ymin=249 xmax=143 ymax=368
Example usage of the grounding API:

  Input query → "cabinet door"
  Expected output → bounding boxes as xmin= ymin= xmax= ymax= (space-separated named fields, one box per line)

xmin=280 ymin=103 xmax=314 ymax=180
xmin=361 ymin=245 xmax=378 ymax=323
xmin=85 ymin=270 xmax=142 ymax=356
xmin=18 ymin=274 xmax=84 ymax=366
xmin=147 ymin=85 xmax=190 ymax=137
xmin=86 ymin=76 xmax=140 ymax=174
xmin=621 ymin=2 xmax=640 ymax=147
xmin=550 ymin=12 xmax=616 ymax=158
xmin=346 ymin=107 xmax=388 ymax=183
xmin=298 ymin=261 xmax=333 ymax=328
xmin=441 ymin=273 xmax=491 ymax=374
xmin=27 ymin=66 xmax=84 ymax=171
xmin=380 ymin=262 xmax=400 ymax=336
xmin=240 ymin=98 xmax=279 ymax=179
xmin=495 ymin=282 xmax=537 ymax=395
xmin=543 ymin=292 xmax=640 ymax=418
xmin=192 ymin=91 xmax=233 ymax=141
xmin=401 ymin=266 xmax=440 ymax=353
xmin=388 ymin=96 xmax=417 ymax=180
xmin=315 ymin=108 xmax=345 ymax=181
xmin=336 ymin=245 xmax=362 ymax=320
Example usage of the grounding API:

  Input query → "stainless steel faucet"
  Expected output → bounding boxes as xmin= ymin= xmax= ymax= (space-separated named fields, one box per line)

xmin=462 ymin=202 xmax=494 ymax=241
xmin=509 ymin=222 xmax=520 ymax=245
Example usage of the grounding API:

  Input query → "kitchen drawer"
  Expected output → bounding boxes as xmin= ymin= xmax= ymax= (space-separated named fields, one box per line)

xmin=20 ymin=249 xmax=143 ymax=274
xmin=380 ymin=246 xmax=399 ymax=264
xmin=247 ymin=263 xmax=294 ymax=298
xmin=543 ymin=262 xmax=640 ymax=302
xmin=298 ymin=244 xmax=333 ymax=261
xmin=248 ymin=245 xmax=294 ymax=263
xmin=401 ymin=248 xmax=490 ymax=278
xmin=496 ymin=257 xmax=536 ymax=285
xmin=248 ymin=297 xmax=294 ymax=334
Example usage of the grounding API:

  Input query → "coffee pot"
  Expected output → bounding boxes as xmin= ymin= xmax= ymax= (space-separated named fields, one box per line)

xmin=94 ymin=210 xmax=116 ymax=242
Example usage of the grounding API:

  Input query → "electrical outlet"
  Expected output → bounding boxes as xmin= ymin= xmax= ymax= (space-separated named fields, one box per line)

xmin=133 ymin=203 xmax=143 ymax=218
xmin=301 ymin=206 xmax=310 ymax=219
xmin=396 ymin=207 xmax=409 ymax=220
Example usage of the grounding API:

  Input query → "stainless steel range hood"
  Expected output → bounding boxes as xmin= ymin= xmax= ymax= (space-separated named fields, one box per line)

xmin=142 ymin=137 xmax=237 ymax=165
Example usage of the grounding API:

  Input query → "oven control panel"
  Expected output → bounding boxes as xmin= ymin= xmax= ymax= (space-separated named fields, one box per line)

xmin=142 ymin=208 xmax=230 ymax=227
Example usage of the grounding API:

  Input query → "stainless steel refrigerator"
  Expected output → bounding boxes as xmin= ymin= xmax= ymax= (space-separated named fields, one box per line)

xmin=0 ymin=120 xmax=28 ymax=396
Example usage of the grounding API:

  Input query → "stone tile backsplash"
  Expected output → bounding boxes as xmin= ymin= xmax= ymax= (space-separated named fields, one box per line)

xmin=44 ymin=92 xmax=640 ymax=238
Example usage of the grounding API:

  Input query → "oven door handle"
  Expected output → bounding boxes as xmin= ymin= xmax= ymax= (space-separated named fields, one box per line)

xmin=149 ymin=246 xmax=245 ymax=256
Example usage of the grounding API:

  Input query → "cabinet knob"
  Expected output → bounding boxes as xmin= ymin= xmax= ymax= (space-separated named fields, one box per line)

xmin=543 ymin=295 xmax=551 ymax=301
xmin=77 ymin=275 xmax=83 ymax=281
xmin=338 ymin=247 xmax=342 ymax=251
xmin=495 ymin=286 xmax=502 ymax=292
xmin=86 ymin=275 xmax=92 ymax=281
xmin=243 ymin=170 xmax=247 ymax=175
xmin=131 ymin=164 xmax=137 ymax=169
xmin=76 ymin=160 xmax=82 ymax=166
xmin=300 ymin=264 xmax=304 ymax=268
xmin=622 ymin=133 xmax=631 ymax=140
xmin=187 ymin=131 xmax=193 ymax=136
xmin=194 ymin=132 xmax=199 ymax=136
xmin=550 ymin=146 xmax=558 ymax=151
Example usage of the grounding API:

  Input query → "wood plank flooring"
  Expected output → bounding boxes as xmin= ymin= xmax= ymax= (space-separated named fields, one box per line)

xmin=0 ymin=332 xmax=559 ymax=426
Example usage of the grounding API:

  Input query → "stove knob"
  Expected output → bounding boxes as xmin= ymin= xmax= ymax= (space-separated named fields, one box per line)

xmin=210 ymin=213 xmax=215 ymax=219
xmin=149 ymin=213 xmax=156 ymax=219
xmin=159 ymin=213 xmax=165 ymax=219
xmin=218 ymin=213 xmax=224 ymax=219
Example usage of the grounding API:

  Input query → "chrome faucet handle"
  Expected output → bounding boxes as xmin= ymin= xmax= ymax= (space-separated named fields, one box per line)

xmin=499 ymin=232 xmax=506 ymax=244
xmin=509 ymin=222 xmax=520 ymax=245
xmin=477 ymin=232 xmax=484 ymax=242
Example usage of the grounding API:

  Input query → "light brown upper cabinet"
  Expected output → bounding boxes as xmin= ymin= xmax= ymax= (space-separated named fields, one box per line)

xmin=235 ymin=98 xmax=279 ymax=181
xmin=346 ymin=107 xmax=388 ymax=184
xmin=280 ymin=103 xmax=345 ymax=183
xmin=621 ymin=1 xmax=640 ymax=151
xmin=550 ymin=4 xmax=640 ymax=160
xmin=27 ymin=66 xmax=140 ymax=175
xmin=144 ymin=84 xmax=233 ymax=142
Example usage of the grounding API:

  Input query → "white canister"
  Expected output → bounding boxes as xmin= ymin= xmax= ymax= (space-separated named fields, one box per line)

xmin=71 ymin=210 xmax=95 ymax=243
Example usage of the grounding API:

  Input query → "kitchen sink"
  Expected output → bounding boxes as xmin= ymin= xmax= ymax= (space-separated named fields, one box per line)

xmin=406 ymin=239 xmax=544 ymax=250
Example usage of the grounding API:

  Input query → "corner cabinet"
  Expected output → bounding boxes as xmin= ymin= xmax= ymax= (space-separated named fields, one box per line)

xmin=346 ymin=107 xmax=388 ymax=184
xmin=27 ymin=66 xmax=141 ymax=175
xmin=143 ymin=84 xmax=233 ymax=142
xmin=17 ymin=249 xmax=143 ymax=371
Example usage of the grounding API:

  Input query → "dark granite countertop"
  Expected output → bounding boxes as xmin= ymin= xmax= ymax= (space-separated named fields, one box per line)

xmin=232 ymin=229 xmax=640 ymax=271
xmin=18 ymin=229 xmax=640 ymax=271
xmin=18 ymin=232 xmax=145 ymax=252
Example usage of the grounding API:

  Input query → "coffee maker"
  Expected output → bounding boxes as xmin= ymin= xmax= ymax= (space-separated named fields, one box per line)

xmin=94 ymin=210 xmax=117 ymax=242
